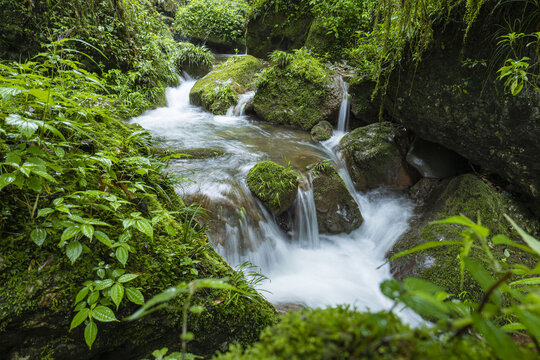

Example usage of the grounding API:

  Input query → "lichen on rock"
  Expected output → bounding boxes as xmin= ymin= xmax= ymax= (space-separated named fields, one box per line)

xmin=247 ymin=161 xmax=300 ymax=216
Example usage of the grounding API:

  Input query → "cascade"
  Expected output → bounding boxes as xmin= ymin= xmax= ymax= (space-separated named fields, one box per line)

xmin=132 ymin=76 xmax=416 ymax=319
xmin=336 ymin=78 xmax=350 ymax=133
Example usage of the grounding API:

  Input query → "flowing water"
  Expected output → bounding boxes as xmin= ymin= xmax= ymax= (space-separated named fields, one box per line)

xmin=133 ymin=76 xmax=416 ymax=317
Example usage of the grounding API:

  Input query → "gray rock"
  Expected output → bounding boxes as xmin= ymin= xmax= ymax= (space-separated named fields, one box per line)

xmin=311 ymin=121 xmax=333 ymax=142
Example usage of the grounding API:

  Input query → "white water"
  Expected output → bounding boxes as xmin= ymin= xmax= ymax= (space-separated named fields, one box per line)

xmin=133 ymin=77 xmax=416 ymax=318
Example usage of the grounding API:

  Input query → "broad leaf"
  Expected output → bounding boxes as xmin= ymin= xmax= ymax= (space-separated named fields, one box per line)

xmin=66 ymin=241 xmax=83 ymax=263
xmin=94 ymin=279 xmax=114 ymax=291
xmin=505 ymin=215 xmax=540 ymax=256
xmin=75 ymin=287 xmax=90 ymax=304
xmin=116 ymin=247 xmax=129 ymax=266
xmin=118 ymin=274 xmax=139 ymax=283
xmin=61 ymin=226 xmax=80 ymax=243
xmin=126 ymin=287 xmax=145 ymax=305
xmin=92 ymin=305 xmax=117 ymax=322
xmin=30 ymin=228 xmax=47 ymax=246
xmin=472 ymin=314 xmax=519 ymax=358
xmin=81 ymin=224 xmax=94 ymax=240
xmin=5 ymin=114 xmax=40 ymax=138
xmin=94 ymin=231 xmax=113 ymax=247
xmin=0 ymin=173 xmax=16 ymax=190
xmin=510 ymin=277 xmax=540 ymax=286
xmin=135 ymin=219 xmax=153 ymax=239
xmin=110 ymin=283 xmax=124 ymax=309
xmin=84 ymin=321 xmax=98 ymax=349
xmin=70 ymin=308 xmax=90 ymax=331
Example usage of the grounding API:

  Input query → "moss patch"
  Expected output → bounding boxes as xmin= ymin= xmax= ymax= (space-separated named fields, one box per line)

xmin=252 ymin=50 xmax=339 ymax=131
xmin=389 ymin=175 xmax=540 ymax=304
xmin=213 ymin=306 xmax=498 ymax=359
xmin=190 ymin=55 xmax=263 ymax=115
xmin=247 ymin=161 xmax=299 ymax=215
xmin=310 ymin=121 xmax=333 ymax=142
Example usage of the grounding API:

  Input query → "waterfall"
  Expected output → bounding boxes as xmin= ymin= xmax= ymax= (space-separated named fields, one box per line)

xmin=336 ymin=78 xmax=350 ymax=133
xmin=291 ymin=176 xmax=320 ymax=249
xmin=226 ymin=91 xmax=255 ymax=117
xmin=132 ymin=77 xmax=418 ymax=321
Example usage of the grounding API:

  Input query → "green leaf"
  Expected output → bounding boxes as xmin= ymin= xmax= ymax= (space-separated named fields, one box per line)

xmin=30 ymin=228 xmax=47 ymax=246
xmin=464 ymin=258 xmax=501 ymax=305
xmin=389 ymin=241 xmax=463 ymax=261
xmin=94 ymin=231 xmax=113 ymax=247
xmin=91 ymin=305 xmax=117 ymax=322
xmin=116 ymin=247 xmax=129 ymax=266
xmin=126 ymin=287 xmax=145 ymax=305
xmin=127 ymin=286 xmax=187 ymax=321
xmin=66 ymin=241 xmax=83 ymax=263
xmin=84 ymin=321 xmax=98 ymax=349
xmin=75 ymin=287 xmax=90 ymax=304
xmin=110 ymin=283 xmax=124 ymax=309
xmin=509 ymin=277 xmax=540 ymax=286
xmin=94 ymin=279 xmax=114 ymax=291
xmin=81 ymin=224 xmax=94 ymax=240
xmin=505 ymin=215 xmax=540 ymax=257
xmin=472 ymin=314 xmax=519 ymax=358
xmin=501 ymin=322 xmax=526 ymax=332
xmin=5 ymin=114 xmax=40 ymax=138
xmin=87 ymin=291 xmax=99 ymax=306
xmin=61 ymin=226 xmax=80 ymax=243
xmin=37 ymin=207 xmax=55 ymax=218
xmin=70 ymin=308 xmax=90 ymax=331
xmin=135 ymin=219 xmax=153 ymax=239
xmin=0 ymin=173 xmax=16 ymax=190
xmin=118 ymin=274 xmax=139 ymax=283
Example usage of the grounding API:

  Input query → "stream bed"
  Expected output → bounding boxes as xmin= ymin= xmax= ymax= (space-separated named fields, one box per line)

xmin=133 ymin=75 xmax=415 ymax=316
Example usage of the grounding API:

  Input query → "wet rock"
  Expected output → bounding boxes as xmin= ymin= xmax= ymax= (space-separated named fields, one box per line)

xmin=310 ymin=121 xmax=333 ymax=142
xmin=348 ymin=76 xmax=380 ymax=125
xmin=339 ymin=122 xmax=419 ymax=191
xmin=190 ymin=56 xmax=263 ymax=115
xmin=247 ymin=161 xmax=300 ymax=216
xmin=406 ymin=137 xmax=469 ymax=178
xmin=384 ymin=2 xmax=540 ymax=210
xmin=388 ymin=174 xmax=540 ymax=303
xmin=311 ymin=162 xmax=363 ymax=234
xmin=246 ymin=8 xmax=312 ymax=58
xmin=253 ymin=53 xmax=342 ymax=131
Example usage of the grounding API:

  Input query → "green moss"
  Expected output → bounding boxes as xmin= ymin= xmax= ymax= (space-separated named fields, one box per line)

xmin=390 ymin=174 xmax=540 ymax=303
xmin=190 ymin=55 xmax=263 ymax=115
xmin=247 ymin=161 xmax=299 ymax=215
xmin=151 ymin=147 xmax=227 ymax=159
xmin=252 ymin=50 xmax=334 ymax=130
xmin=213 ymin=306 xmax=497 ymax=359
xmin=310 ymin=121 xmax=333 ymax=142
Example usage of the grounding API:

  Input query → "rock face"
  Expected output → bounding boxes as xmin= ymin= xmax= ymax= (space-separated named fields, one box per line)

xmin=190 ymin=55 xmax=263 ymax=115
xmin=310 ymin=121 xmax=333 ymax=142
xmin=388 ymin=174 xmax=540 ymax=303
xmin=311 ymin=162 xmax=363 ymax=234
xmin=348 ymin=77 xmax=380 ymax=125
xmin=406 ymin=137 xmax=469 ymax=178
xmin=246 ymin=10 xmax=312 ymax=58
xmin=384 ymin=3 xmax=540 ymax=210
xmin=253 ymin=53 xmax=342 ymax=131
xmin=247 ymin=161 xmax=300 ymax=216
xmin=339 ymin=122 xmax=419 ymax=191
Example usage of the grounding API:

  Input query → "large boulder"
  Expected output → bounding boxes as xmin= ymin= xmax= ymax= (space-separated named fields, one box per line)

xmin=246 ymin=2 xmax=313 ymax=58
xmin=339 ymin=122 xmax=419 ymax=191
xmin=406 ymin=137 xmax=469 ymax=178
xmin=190 ymin=55 xmax=263 ymax=115
xmin=247 ymin=161 xmax=300 ymax=216
xmin=388 ymin=174 xmax=540 ymax=303
xmin=311 ymin=162 xmax=363 ymax=234
xmin=348 ymin=76 xmax=380 ymax=126
xmin=253 ymin=51 xmax=342 ymax=130
xmin=384 ymin=3 xmax=540 ymax=211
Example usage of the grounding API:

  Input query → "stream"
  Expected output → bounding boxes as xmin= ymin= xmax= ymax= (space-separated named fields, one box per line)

xmin=133 ymin=74 xmax=416 ymax=318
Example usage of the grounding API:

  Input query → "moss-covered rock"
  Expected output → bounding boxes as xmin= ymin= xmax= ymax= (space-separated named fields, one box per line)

xmin=348 ymin=76 xmax=380 ymax=125
xmin=389 ymin=174 xmax=540 ymax=303
xmin=253 ymin=50 xmax=342 ymax=130
xmin=310 ymin=121 xmax=333 ymax=142
xmin=339 ymin=122 xmax=418 ymax=191
xmin=311 ymin=162 xmax=363 ymax=234
xmin=190 ymin=55 xmax=263 ymax=115
xmin=247 ymin=161 xmax=299 ymax=216
xmin=151 ymin=147 xmax=227 ymax=159
xmin=246 ymin=2 xmax=313 ymax=58
xmin=213 ymin=306 xmax=499 ymax=359
xmin=176 ymin=42 xmax=215 ymax=78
